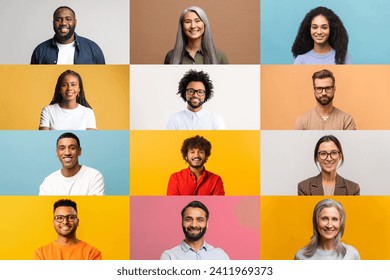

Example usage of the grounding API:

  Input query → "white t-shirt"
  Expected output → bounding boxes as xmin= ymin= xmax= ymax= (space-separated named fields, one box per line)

xmin=166 ymin=107 xmax=226 ymax=130
xmin=56 ymin=41 xmax=76 ymax=64
xmin=39 ymin=165 xmax=105 ymax=195
xmin=39 ymin=103 xmax=96 ymax=130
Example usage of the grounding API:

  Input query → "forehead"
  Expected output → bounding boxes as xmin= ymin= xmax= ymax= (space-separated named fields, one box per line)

xmin=57 ymin=137 xmax=79 ymax=147
xmin=54 ymin=8 xmax=75 ymax=19
xmin=54 ymin=206 xmax=76 ymax=215
xmin=183 ymin=11 xmax=201 ymax=21
xmin=62 ymin=74 xmax=79 ymax=83
xmin=314 ymin=77 xmax=333 ymax=87
xmin=319 ymin=206 xmax=340 ymax=218
xmin=318 ymin=141 xmax=338 ymax=151
xmin=183 ymin=207 xmax=207 ymax=219
xmin=311 ymin=15 xmax=329 ymax=25
xmin=187 ymin=81 xmax=205 ymax=90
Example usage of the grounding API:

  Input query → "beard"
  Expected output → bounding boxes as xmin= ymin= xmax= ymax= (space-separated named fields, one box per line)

xmin=182 ymin=225 xmax=207 ymax=242
xmin=316 ymin=94 xmax=334 ymax=106
xmin=187 ymin=99 xmax=204 ymax=110
xmin=54 ymin=25 xmax=76 ymax=43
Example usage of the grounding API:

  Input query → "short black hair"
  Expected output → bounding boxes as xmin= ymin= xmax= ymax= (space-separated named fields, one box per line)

xmin=56 ymin=132 xmax=81 ymax=148
xmin=53 ymin=199 xmax=77 ymax=213
xmin=181 ymin=200 xmax=209 ymax=220
xmin=53 ymin=6 xmax=76 ymax=19
xmin=178 ymin=70 xmax=214 ymax=102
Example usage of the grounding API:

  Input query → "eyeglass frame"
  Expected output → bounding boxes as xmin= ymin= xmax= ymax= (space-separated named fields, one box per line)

xmin=185 ymin=88 xmax=206 ymax=96
xmin=313 ymin=86 xmax=334 ymax=94
xmin=54 ymin=214 xmax=78 ymax=223
xmin=317 ymin=150 xmax=341 ymax=160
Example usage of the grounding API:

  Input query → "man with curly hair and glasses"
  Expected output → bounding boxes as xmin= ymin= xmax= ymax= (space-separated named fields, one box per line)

xmin=166 ymin=69 xmax=225 ymax=130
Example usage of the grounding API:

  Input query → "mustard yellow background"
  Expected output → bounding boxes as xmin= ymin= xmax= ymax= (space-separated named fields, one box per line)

xmin=0 ymin=65 xmax=129 ymax=130
xmin=130 ymin=131 xmax=260 ymax=195
xmin=260 ymin=196 xmax=390 ymax=260
xmin=0 ymin=196 xmax=129 ymax=260
xmin=261 ymin=65 xmax=390 ymax=129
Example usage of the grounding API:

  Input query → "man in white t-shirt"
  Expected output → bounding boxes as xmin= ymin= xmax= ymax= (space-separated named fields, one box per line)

xmin=39 ymin=132 xmax=104 ymax=195
xmin=166 ymin=70 xmax=226 ymax=130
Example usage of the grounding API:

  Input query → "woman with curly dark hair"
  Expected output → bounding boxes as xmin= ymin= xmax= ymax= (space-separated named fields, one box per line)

xmin=291 ymin=6 xmax=351 ymax=64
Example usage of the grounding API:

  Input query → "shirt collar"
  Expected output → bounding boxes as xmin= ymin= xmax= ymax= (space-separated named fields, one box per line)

xmin=51 ymin=32 xmax=79 ymax=47
xmin=180 ymin=240 xmax=208 ymax=253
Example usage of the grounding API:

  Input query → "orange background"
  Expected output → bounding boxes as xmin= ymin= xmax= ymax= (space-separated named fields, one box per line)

xmin=130 ymin=0 xmax=260 ymax=64
xmin=261 ymin=65 xmax=390 ymax=130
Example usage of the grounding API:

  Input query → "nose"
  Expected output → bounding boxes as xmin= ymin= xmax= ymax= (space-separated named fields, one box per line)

xmin=190 ymin=20 xmax=196 ymax=28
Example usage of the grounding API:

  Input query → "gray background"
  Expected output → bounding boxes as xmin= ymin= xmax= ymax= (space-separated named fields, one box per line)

xmin=261 ymin=130 xmax=390 ymax=195
xmin=130 ymin=65 xmax=260 ymax=130
xmin=1 ymin=0 xmax=129 ymax=64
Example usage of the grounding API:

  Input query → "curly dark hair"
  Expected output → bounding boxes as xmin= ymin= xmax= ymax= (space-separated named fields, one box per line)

xmin=291 ymin=6 xmax=349 ymax=64
xmin=178 ymin=69 xmax=214 ymax=102
xmin=180 ymin=135 xmax=212 ymax=161
xmin=50 ymin=70 xmax=92 ymax=108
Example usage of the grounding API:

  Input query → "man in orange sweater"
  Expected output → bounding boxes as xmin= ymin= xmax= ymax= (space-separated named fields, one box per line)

xmin=34 ymin=199 xmax=101 ymax=260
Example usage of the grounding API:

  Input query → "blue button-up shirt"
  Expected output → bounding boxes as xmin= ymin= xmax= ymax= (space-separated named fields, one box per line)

xmin=31 ymin=33 xmax=105 ymax=64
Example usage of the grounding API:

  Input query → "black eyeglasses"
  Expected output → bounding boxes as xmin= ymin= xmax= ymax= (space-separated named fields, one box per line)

xmin=314 ymin=86 xmax=334 ymax=94
xmin=317 ymin=151 xmax=341 ymax=160
xmin=54 ymin=214 xmax=78 ymax=223
xmin=186 ymin=88 xmax=206 ymax=96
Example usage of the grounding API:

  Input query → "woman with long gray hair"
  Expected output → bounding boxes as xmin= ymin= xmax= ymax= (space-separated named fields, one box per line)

xmin=164 ymin=6 xmax=228 ymax=64
xmin=294 ymin=199 xmax=360 ymax=260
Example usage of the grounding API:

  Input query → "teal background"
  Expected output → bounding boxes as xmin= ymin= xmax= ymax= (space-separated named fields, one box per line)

xmin=0 ymin=131 xmax=129 ymax=195
xmin=261 ymin=0 xmax=390 ymax=64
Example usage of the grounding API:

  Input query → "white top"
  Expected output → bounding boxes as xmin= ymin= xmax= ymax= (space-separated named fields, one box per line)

xmin=166 ymin=108 xmax=226 ymax=130
xmin=56 ymin=41 xmax=76 ymax=64
xmin=40 ymin=103 xmax=96 ymax=130
xmin=39 ymin=165 xmax=105 ymax=195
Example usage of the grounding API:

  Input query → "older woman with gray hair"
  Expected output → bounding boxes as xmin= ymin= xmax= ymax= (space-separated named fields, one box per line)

xmin=164 ymin=6 xmax=228 ymax=64
xmin=294 ymin=199 xmax=360 ymax=260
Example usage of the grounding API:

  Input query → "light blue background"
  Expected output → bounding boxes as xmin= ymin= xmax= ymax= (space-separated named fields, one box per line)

xmin=0 ymin=131 xmax=129 ymax=195
xmin=261 ymin=0 xmax=390 ymax=64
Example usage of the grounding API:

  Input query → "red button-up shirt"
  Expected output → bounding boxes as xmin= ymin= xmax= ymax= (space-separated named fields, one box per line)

xmin=167 ymin=167 xmax=225 ymax=195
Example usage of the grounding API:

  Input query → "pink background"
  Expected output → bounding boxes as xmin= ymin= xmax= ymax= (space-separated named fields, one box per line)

xmin=130 ymin=196 xmax=260 ymax=260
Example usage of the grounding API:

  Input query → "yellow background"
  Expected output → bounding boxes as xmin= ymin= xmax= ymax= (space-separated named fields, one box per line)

xmin=0 ymin=65 xmax=129 ymax=130
xmin=130 ymin=131 xmax=260 ymax=195
xmin=0 ymin=196 xmax=129 ymax=260
xmin=261 ymin=65 xmax=390 ymax=129
xmin=260 ymin=196 xmax=390 ymax=260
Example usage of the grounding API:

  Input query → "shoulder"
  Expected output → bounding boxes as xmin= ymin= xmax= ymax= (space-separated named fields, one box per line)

xmin=160 ymin=244 xmax=181 ymax=260
xmin=294 ymin=247 xmax=307 ymax=260
xmin=205 ymin=169 xmax=222 ymax=180
xmin=81 ymin=165 xmax=102 ymax=176
xmin=298 ymin=175 xmax=319 ymax=186
xmin=337 ymin=174 xmax=359 ymax=190
xmin=205 ymin=243 xmax=230 ymax=259
xmin=293 ymin=51 xmax=311 ymax=64
xmin=342 ymin=243 xmax=360 ymax=259
xmin=164 ymin=49 xmax=174 ymax=64
xmin=33 ymin=38 xmax=53 ymax=50
xmin=75 ymin=34 xmax=100 ymax=47
xmin=215 ymin=48 xmax=229 ymax=64
xmin=44 ymin=169 xmax=62 ymax=180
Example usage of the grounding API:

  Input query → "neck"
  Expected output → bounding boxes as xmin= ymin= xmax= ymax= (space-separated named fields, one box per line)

xmin=61 ymin=164 xmax=81 ymax=177
xmin=316 ymin=103 xmax=334 ymax=117
xmin=187 ymin=104 xmax=202 ymax=113
xmin=59 ymin=100 xmax=78 ymax=109
xmin=184 ymin=238 xmax=204 ymax=252
xmin=186 ymin=39 xmax=202 ymax=58
xmin=321 ymin=170 xmax=337 ymax=185
xmin=320 ymin=239 xmax=335 ymax=251
xmin=56 ymin=235 xmax=78 ymax=246
xmin=313 ymin=43 xmax=332 ymax=54
xmin=189 ymin=166 xmax=204 ymax=180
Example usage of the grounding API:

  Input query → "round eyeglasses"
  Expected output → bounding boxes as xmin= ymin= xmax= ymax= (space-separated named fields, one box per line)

xmin=54 ymin=214 xmax=78 ymax=223
xmin=314 ymin=86 xmax=334 ymax=94
xmin=186 ymin=88 xmax=206 ymax=96
xmin=317 ymin=151 xmax=341 ymax=160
